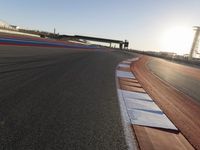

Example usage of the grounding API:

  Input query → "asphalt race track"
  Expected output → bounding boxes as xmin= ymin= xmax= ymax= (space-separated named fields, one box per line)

xmin=147 ymin=58 xmax=200 ymax=103
xmin=0 ymin=45 xmax=137 ymax=150
xmin=1 ymin=35 xmax=200 ymax=149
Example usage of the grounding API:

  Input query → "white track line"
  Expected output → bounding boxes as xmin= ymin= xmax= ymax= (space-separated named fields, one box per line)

xmin=116 ymin=70 xmax=135 ymax=79
xmin=115 ymin=58 xmax=139 ymax=150
xmin=116 ymin=79 xmax=138 ymax=150
xmin=118 ymin=64 xmax=130 ymax=68
xmin=119 ymin=89 xmax=177 ymax=130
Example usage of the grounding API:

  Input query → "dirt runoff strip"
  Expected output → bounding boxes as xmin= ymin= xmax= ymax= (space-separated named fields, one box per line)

xmin=131 ymin=55 xmax=200 ymax=150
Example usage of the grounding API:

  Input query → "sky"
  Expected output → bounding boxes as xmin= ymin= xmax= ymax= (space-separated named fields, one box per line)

xmin=0 ymin=0 xmax=200 ymax=54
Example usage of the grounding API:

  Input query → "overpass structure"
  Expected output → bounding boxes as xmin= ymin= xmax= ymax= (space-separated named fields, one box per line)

xmin=58 ymin=35 xmax=129 ymax=49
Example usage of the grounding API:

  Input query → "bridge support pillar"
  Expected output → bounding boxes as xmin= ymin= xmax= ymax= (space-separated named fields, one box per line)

xmin=119 ymin=43 xmax=123 ymax=49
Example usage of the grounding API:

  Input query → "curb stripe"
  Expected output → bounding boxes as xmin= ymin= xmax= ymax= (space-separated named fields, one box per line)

xmin=116 ymin=58 xmax=177 ymax=130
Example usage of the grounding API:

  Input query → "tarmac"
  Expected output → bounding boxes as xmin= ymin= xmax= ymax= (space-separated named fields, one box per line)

xmin=0 ymin=45 xmax=137 ymax=150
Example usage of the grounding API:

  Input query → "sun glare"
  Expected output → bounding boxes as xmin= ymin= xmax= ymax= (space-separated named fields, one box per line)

xmin=160 ymin=26 xmax=194 ymax=55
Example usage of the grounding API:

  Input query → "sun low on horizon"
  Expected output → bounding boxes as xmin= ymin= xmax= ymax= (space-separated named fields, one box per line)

xmin=160 ymin=26 xmax=195 ymax=55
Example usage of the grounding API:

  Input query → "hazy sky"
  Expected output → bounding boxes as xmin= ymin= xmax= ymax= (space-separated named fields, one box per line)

xmin=1 ymin=0 xmax=200 ymax=54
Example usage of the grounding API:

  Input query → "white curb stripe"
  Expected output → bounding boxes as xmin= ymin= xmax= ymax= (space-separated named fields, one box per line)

xmin=119 ymin=89 xmax=177 ymax=130
xmin=116 ymin=56 xmax=178 ymax=150
xmin=128 ymin=109 xmax=177 ymax=130
xmin=116 ymin=57 xmax=177 ymax=131
xmin=117 ymin=88 xmax=138 ymax=150
xmin=125 ymin=98 xmax=159 ymax=111
xmin=116 ymin=70 xmax=135 ymax=79
xmin=118 ymin=64 xmax=130 ymax=68
xmin=121 ymin=90 xmax=152 ymax=101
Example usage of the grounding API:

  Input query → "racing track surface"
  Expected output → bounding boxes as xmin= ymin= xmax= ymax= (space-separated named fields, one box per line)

xmin=132 ymin=56 xmax=200 ymax=149
xmin=0 ymin=45 xmax=137 ymax=150
xmin=147 ymin=57 xmax=200 ymax=102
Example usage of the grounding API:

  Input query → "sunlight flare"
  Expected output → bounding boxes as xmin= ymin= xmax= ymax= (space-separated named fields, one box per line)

xmin=161 ymin=26 xmax=194 ymax=55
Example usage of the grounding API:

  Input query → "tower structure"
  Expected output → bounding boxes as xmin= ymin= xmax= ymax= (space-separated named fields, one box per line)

xmin=189 ymin=26 xmax=200 ymax=59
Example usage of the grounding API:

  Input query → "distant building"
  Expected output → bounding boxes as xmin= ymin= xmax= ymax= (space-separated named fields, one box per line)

xmin=10 ymin=25 xmax=20 ymax=30
xmin=183 ymin=54 xmax=189 ymax=58
xmin=159 ymin=51 xmax=176 ymax=58
xmin=0 ymin=20 xmax=19 ymax=30
xmin=0 ymin=20 xmax=10 ymax=28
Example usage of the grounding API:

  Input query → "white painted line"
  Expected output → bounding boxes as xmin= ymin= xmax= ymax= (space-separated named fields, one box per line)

xmin=128 ymin=109 xmax=177 ymax=130
xmin=117 ymin=89 xmax=138 ymax=150
xmin=121 ymin=90 xmax=152 ymax=101
xmin=119 ymin=89 xmax=177 ymax=130
xmin=125 ymin=98 xmax=159 ymax=111
xmin=116 ymin=70 xmax=135 ymax=79
xmin=118 ymin=64 xmax=130 ymax=68
xmin=116 ymin=76 xmax=138 ymax=149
